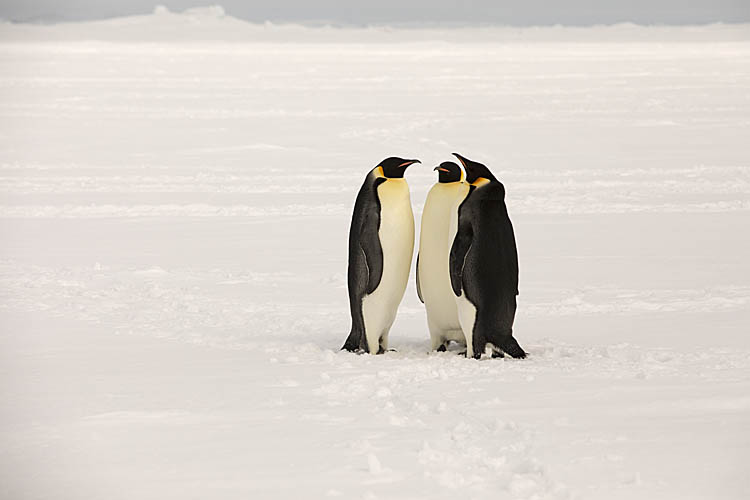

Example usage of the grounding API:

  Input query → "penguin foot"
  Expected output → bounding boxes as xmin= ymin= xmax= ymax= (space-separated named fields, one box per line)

xmin=459 ymin=350 xmax=481 ymax=359
xmin=491 ymin=349 xmax=504 ymax=359
xmin=436 ymin=344 xmax=447 ymax=352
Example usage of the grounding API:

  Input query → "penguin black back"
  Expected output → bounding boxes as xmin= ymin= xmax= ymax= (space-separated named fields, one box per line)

xmin=449 ymin=153 xmax=525 ymax=359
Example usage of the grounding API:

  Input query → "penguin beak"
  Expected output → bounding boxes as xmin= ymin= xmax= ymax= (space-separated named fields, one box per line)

xmin=434 ymin=166 xmax=449 ymax=173
xmin=452 ymin=153 xmax=469 ymax=168
xmin=398 ymin=159 xmax=421 ymax=168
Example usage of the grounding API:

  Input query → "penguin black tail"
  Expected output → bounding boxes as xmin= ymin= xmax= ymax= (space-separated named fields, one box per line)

xmin=341 ymin=329 xmax=361 ymax=352
xmin=500 ymin=336 xmax=527 ymax=359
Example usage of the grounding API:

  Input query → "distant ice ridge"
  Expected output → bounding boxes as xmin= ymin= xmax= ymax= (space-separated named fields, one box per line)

xmin=152 ymin=5 xmax=226 ymax=19
xmin=1 ymin=6 xmax=748 ymax=43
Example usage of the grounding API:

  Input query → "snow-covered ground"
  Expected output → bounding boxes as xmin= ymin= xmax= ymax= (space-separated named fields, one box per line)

xmin=1 ymin=8 xmax=749 ymax=500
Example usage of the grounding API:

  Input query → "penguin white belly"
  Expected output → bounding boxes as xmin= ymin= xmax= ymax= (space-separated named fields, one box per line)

xmin=362 ymin=178 xmax=414 ymax=352
xmin=419 ymin=183 xmax=470 ymax=346
xmin=456 ymin=293 xmax=478 ymax=357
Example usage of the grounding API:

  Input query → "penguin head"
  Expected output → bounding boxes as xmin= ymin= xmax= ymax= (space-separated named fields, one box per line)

xmin=377 ymin=157 xmax=421 ymax=179
xmin=433 ymin=161 xmax=463 ymax=183
xmin=453 ymin=153 xmax=498 ymax=185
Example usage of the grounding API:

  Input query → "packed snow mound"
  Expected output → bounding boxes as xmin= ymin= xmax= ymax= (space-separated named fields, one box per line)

xmin=0 ymin=6 xmax=748 ymax=43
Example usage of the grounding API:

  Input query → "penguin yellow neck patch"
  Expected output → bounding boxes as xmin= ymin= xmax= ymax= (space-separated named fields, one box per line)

xmin=472 ymin=177 xmax=491 ymax=188
xmin=374 ymin=166 xmax=385 ymax=178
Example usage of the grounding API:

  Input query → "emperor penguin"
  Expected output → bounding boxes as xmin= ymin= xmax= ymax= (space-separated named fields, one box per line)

xmin=342 ymin=157 xmax=420 ymax=354
xmin=416 ymin=162 xmax=470 ymax=352
xmin=449 ymin=153 xmax=526 ymax=359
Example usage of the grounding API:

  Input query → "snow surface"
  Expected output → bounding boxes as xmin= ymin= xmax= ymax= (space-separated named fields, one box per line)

xmin=1 ymin=8 xmax=749 ymax=500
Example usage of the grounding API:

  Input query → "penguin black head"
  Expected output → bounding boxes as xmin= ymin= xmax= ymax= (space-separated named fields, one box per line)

xmin=453 ymin=153 xmax=498 ymax=185
xmin=433 ymin=161 xmax=463 ymax=183
xmin=377 ymin=157 xmax=421 ymax=179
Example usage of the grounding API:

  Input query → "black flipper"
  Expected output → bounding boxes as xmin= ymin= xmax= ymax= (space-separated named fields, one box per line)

xmin=360 ymin=210 xmax=384 ymax=294
xmin=416 ymin=253 xmax=424 ymax=303
xmin=449 ymin=198 xmax=474 ymax=297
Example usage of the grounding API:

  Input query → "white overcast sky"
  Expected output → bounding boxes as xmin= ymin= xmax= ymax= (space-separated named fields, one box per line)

xmin=1 ymin=0 xmax=748 ymax=25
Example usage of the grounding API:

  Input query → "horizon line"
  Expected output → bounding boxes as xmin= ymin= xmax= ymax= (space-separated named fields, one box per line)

xmin=3 ymin=4 xmax=749 ymax=28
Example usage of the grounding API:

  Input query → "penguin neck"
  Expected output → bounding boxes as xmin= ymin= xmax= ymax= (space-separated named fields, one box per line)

xmin=471 ymin=177 xmax=491 ymax=189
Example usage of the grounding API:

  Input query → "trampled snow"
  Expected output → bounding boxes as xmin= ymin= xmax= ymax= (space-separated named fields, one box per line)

xmin=1 ymin=8 xmax=749 ymax=500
